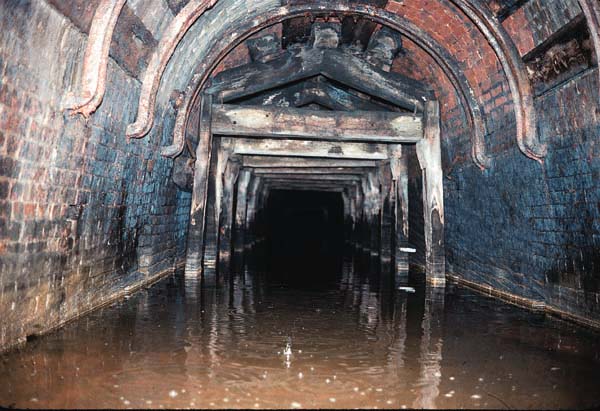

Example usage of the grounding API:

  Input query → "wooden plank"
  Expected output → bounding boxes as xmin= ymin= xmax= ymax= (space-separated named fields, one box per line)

xmin=253 ymin=167 xmax=372 ymax=175
xmin=242 ymin=156 xmax=380 ymax=168
xmin=257 ymin=174 xmax=362 ymax=181
xmin=233 ymin=138 xmax=389 ymax=160
xmin=213 ymin=104 xmax=423 ymax=143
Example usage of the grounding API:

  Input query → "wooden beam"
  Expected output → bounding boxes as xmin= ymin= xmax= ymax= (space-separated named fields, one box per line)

xmin=257 ymin=174 xmax=362 ymax=181
xmin=252 ymin=167 xmax=372 ymax=174
xmin=242 ymin=156 xmax=380 ymax=168
xmin=212 ymin=105 xmax=423 ymax=143
xmin=233 ymin=138 xmax=389 ymax=160
xmin=236 ymin=77 xmax=397 ymax=112
xmin=205 ymin=48 xmax=432 ymax=110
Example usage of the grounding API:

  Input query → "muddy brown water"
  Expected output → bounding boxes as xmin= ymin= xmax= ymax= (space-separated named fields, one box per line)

xmin=1 ymin=257 xmax=600 ymax=409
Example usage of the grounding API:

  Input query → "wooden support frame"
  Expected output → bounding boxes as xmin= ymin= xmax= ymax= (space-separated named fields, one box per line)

xmin=183 ymin=97 xmax=443 ymax=283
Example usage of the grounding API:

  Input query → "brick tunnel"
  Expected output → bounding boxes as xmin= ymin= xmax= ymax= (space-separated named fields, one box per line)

xmin=1 ymin=0 xmax=600 ymax=409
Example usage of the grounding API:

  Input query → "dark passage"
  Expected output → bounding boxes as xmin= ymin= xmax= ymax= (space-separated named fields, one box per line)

xmin=263 ymin=190 xmax=345 ymax=286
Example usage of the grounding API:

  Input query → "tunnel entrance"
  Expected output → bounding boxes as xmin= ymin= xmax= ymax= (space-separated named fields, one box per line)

xmin=263 ymin=190 xmax=345 ymax=286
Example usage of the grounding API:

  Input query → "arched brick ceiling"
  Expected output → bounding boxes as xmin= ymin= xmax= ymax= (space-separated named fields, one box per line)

xmin=64 ymin=0 xmax=599 ymax=168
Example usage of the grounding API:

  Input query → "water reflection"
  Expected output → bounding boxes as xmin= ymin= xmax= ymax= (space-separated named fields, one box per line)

xmin=1 ymin=253 xmax=600 ymax=409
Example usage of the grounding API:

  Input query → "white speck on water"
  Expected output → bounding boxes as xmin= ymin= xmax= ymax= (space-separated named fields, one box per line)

xmin=499 ymin=355 xmax=504 ymax=360
xmin=168 ymin=390 xmax=178 ymax=398
xmin=478 ymin=377 xmax=484 ymax=382
xmin=471 ymin=394 xmax=482 ymax=399
xmin=120 ymin=397 xmax=124 ymax=400
xmin=551 ymin=367 xmax=560 ymax=371
xmin=326 ymin=378 xmax=331 ymax=384
xmin=181 ymin=389 xmax=186 ymax=393
xmin=310 ymin=367 xmax=314 ymax=371
xmin=114 ymin=384 xmax=119 ymax=388
xmin=333 ymin=375 xmax=337 ymax=380
xmin=298 ymin=372 xmax=303 ymax=379
xmin=123 ymin=400 xmax=130 ymax=405
xmin=329 ymin=398 xmax=336 ymax=403
xmin=386 ymin=400 xmax=393 ymax=404
xmin=375 ymin=388 xmax=383 ymax=392
xmin=401 ymin=405 xmax=407 ymax=409
xmin=353 ymin=387 xmax=359 ymax=392
xmin=360 ymin=392 xmax=366 ymax=396
xmin=146 ymin=400 xmax=152 ymax=405
xmin=449 ymin=376 xmax=455 ymax=380
xmin=254 ymin=403 xmax=260 ymax=408
xmin=30 ymin=398 xmax=38 ymax=402
xmin=223 ymin=398 xmax=229 ymax=403
xmin=209 ymin=402 xmax=215 ymax=406
xmin=298 ymin=350 xmax=302 ymax=354
xmin=291 ymin=401 xmax=302 ymax=408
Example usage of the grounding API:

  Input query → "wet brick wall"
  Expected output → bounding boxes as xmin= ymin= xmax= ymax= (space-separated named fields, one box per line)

xmin=0 ymin=0 xmax=187 ymax=351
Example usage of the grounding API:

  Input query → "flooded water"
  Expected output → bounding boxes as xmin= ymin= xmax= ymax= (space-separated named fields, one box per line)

xmin=1 ymin=252 xmax=600 ymax=409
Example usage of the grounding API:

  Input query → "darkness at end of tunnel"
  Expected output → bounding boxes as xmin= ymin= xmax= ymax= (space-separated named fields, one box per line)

xmin=261 ymin=190 xmax=345 ymax=287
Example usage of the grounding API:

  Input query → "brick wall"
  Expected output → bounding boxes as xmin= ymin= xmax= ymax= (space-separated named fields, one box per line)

xmin=0 ymin=0 xmax=186 ymax=351
xmin=393 ymin=0 xmax=600 ymax=324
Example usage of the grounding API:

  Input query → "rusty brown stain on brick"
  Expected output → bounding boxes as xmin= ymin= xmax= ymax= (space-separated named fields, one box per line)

xmin=62 ymin=0 xmax=126 ymax=117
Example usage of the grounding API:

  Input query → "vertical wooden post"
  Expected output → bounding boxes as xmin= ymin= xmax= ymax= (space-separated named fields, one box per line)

xmin=185 ymin=94 xmax=213 ymax=276
xmin=416 ymin=100 xmax=445 ymax=286
xmin=233 ymin=169 xmax=252 ymax=254
xmin=205 ymin=139 xmax=232 ymax=268
xmin=366 ymin=171 xmax=381 ymax=258
xmin=218 ymin=158 xmax=241 ymax=269
xmin=380 ymin=164 xmax=394 ymax=270
xmin=245 ymin=176 xmax=261 ymax=250
xmin=390 ymin=146 xmax=410 ymax=278
xmin=342 ymin=189 xmax=352 ymax=245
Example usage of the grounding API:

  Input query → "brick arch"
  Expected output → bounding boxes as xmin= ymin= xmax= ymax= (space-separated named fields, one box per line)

xmin=160 ymin=4 xmax=494 ymax=169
